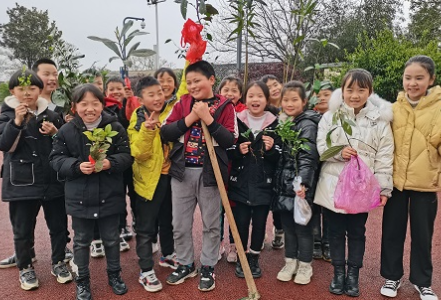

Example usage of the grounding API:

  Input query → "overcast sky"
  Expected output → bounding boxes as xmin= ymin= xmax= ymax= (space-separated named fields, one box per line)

xmin=0 ymin=0 xmax=222 ymax=71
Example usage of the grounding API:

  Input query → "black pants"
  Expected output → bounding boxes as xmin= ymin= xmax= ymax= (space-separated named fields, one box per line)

xmin=273 ymin=211 xmax=283 ymax=231
xmin=119 ymin=167 xmax=136 ymax=230
xmin=9 ymin=198 xmax=67 ymax=269
xmin=72 ymin=214 xmax=121 ymax=278
xmin=135 ymin=175 xmax=174 ymax=272
xmin=311 ymin=204 xmax=329 ymax=244
xmin=220 ymin=206 xmax=234 ymax=243
xmin=280 ymin=210 xmax=313 ymax=262
xmin=232 ymin=201 xmax=269 ymax=252
xmin=324 ymin=209 xmax=368 ymax=268
xmin=381 ymin=188 xmax=437 ymax=287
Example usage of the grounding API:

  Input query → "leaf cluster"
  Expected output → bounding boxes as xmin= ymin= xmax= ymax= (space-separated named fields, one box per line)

xmin=83 ymin=124 xmax=118 ymax=172
xmin=274 ymin=120 xmax=310 ymax=157
xmin=18 ymin=66 xmax=32 ymax=88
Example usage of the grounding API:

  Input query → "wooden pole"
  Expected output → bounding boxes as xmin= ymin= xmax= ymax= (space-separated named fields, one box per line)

xmin=201 ymin=122 xmax=260 ymax=300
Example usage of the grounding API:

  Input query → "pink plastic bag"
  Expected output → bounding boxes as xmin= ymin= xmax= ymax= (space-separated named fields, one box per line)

xmin=334 ymin=156 xmax=381 ymax=214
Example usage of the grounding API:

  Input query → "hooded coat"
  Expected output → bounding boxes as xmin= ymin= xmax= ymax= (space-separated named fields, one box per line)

xmin=228 ymin=110 xmax=281 ymax=206
xmin=49 ymin=112 xmax=133 ymax=219
xmin=0 ymin=96 xmax=64 ymax=201
xmin=274 ymin=110 xmax=321 ymax=212
xmin=313 ymin=89 xmax=394 ymax=214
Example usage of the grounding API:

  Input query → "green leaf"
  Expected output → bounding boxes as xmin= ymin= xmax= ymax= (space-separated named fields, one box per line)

xmin=107 ymin=131 xmax=118 ymax=138
xmin=180 ymin=0 xmax=188 ymax=19
xmin=105 ymin=124 xmax=111 ymax=133
xmin=165 ymin=38 xmax=172 ymax=44
xmin=126 ymin=30 xmax=149 ymax=40
xmin=206 ymin=33 xmax=213 ymax=42
xmin=121 ymin=21 xmax=134 ymax=39
xmin=342 ymin=121 xmax=353 ymax=135
xmin=326 ymin=127 xmax=338 ymax=148
xmin=126 ymin=41 xmax=140 ymax=58
xmin=312 ymin=79 xmax=321 ymax=94
xmin=108 ymin=56 xmax=120 ymax=63
xmin=304 ymin=66 xmax=314 ymax=72
xmin=103 ymin=41 xmax=122 ymax=58
xmin=205 ymin=4 xmax=219 ymax=15
xmin=332 ymin=112 xmax=338 ymax=125
xmin=87 ymin=36 xmax=115 ymax=44
xmin=83 ymin=131 xmax=93 ymax=140
xmin=320 ymin=145 xmax=345 ymax=161
xmin=199 ymin=0 xmax=207 ymax=15
xmin=130 ymin=49 xmax=156 ymax=57
xmin=346 ymin=119 xmax=356 ymax=126
xmin=106 ymin=137 xmax=112 ymax=143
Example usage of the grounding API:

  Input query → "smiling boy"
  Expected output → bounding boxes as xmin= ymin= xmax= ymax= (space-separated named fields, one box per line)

xmin=161 ymin=60 xmax=237 ymax=292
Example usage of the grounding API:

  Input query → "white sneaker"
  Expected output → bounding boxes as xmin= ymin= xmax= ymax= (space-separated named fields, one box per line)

xmin=218 ymin=242 xmax=225 ymax=261
xmin=90 ymin=240 xmax=105 ymax=258
xmin=120 ymin=237 xmax=130 ymax=252
xmin=139 ymin=270 xmax=163 ymax=292
xmin=294 ymin=261 xmax=313 ymax=285
xmin=226 ymin=244 xmax=237 ymax=263
xmin=152 ymin=242 xmax=159 ymax=254
xmin=380 ymin=279 xmax=401 ymax=297
xmin=69 ymin=258 xmax=78 ymax=277
xmin=277 ymin=258 xmax=298 ymax=282
xmin=414 ymin=285 xmax=438 ymax=300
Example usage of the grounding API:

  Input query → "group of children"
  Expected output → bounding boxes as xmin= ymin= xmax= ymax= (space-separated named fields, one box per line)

xmin=1 ymin=54 xmax=440 ymax=300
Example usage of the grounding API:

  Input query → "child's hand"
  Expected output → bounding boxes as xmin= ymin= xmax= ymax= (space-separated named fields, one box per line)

xmin=14 ymin=103 xmax=28 ymax=126
xmin=341 ymin=146 xmax=357 ymax=160
xmin=296 ymin=185 xmax=306 ymax=199
xmin=185 ymin=110 xmax=200 ymax=127
xmin=193 ymin=101 xmax=213 ymax=125
xmin=64 ymin=114 xmax=74 ymax=123
xmin=39 ymin=121 xmax=58 ymax=136
xmin=239 ymin=141 xmax=252 ymax=154
xmin=379 ymin=195 xmax=388 ymax=207
xmin=144 ymin=111 xmax=160 ymax=130
xmin=102 ymin=159 xmax=111 ymax=171
xmin=80 ymin=162 xmax=95 ymax=175
xmin=262 ymin=135 xmax=274 ymax=151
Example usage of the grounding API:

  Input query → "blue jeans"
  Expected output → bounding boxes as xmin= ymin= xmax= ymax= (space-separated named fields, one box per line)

xmin=72 ymin=214 xmax=120 ymax=278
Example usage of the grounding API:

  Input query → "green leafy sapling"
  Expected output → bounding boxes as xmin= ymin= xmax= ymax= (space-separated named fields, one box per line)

xmin=274 ymin=119 xmax=310 ymax=175
xmin=18 ymin=66 xmax=37 ymax=122
xmin=83 ymin=124 xmax=118 ymax=172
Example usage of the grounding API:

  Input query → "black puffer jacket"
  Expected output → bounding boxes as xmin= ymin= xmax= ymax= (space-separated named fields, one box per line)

xmin=49 ymin=112 xmax=132 ymax=219
xmin=0 ymin=96 xmax=64 ymax=201
xmin=228 ymin=111 xmax=281 ymax=206
xmin=274 ymin=110 xmax=321 ymax=212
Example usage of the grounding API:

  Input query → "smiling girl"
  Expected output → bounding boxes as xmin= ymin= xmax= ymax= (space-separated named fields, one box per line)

xmin=380 ymin=55 xmax=441 ymax=300
xmin=314 ymin=69 xmax=394 ymax=297
xmin=228 ymin=81 xmax=281 ymax=279
xmin=274 ymin=81 xmax=321 ymax=285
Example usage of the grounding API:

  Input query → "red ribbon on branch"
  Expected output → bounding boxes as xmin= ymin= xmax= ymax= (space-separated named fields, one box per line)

xmin=181 ymin=19 xmax=207 ymax=63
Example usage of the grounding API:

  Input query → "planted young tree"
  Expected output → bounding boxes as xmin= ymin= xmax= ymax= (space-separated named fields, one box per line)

xmin=88 ymin=21 xmax=155 ymax=77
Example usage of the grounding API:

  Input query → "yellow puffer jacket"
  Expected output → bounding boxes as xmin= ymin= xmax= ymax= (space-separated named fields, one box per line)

xmin=128 ymin=99 xmax=177 ymax=201
xmin=392 ymin=85 xmax=441 ymax=192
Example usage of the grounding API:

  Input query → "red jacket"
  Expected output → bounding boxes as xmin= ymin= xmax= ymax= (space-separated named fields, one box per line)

xmin=161 ymin=94 xmax=237 ymax=186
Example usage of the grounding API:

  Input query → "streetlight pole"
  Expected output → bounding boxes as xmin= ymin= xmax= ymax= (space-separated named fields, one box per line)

xmin=147 ymin=0 xmax=166 ymax=71
xmin=122 ymin=16 xmax=146 ymax=78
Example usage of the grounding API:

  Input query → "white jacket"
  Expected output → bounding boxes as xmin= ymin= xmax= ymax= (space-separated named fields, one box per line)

xmin=313 ymin=89 xmax=394 ymax=213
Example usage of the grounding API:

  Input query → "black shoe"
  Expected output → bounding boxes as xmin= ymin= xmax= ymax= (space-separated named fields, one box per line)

xmin=0 ymin=248 xmax=37 ymax=269
xmin=198 ymin=265 xmax=215 ymax=292
xmin=322 ymin=243 xmax=331 ymax=262
xmin=247 ymin=253 xmax=261 ymax=278
xmin=108 ymin=271 xmax=128 ymax=295
xmin=313 ymin=242 xmax=323 ymax=259
xmin=345 ymin=265 xmax=360 ymax=297
xmin=75 ymin=276 xmax=92 ymax=300
xmin=64 ymin=247 xmax=74 ymax=263
xmin=166 ymin=263 xmax=197 ymax=285
xmin=235 ymin=261 xmax=244 ymax=278
xmin=329 ymin=265 xmax=345 ymax=295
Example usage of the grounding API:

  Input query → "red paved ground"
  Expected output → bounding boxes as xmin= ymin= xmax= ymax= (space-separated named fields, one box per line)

xmin=0 ymin=179 xmax=440 ymax=299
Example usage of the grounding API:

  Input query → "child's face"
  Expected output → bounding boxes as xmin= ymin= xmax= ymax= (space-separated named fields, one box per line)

xmin=157 ymin=72 xmax=176 ymax=100
xmin=186 ymin=71 xmax=215 ymax=100
xmin=74 ymin=92 xmax=104 ymax=124
xmin=403 ymin=62 xmax=435 ymax=101
xmin=342 ymin=79 xmax=371 ymax=113
xmin=281 ymin=90 xmax=306 ymax=117
xmin=220 ymin=80 xmax=242 ymax=105
xmin=93 ymin=76 xmax=104 ymax=92
xmin=106 ymin=82 xmax=125 ymax=102
xmin=140 ymin=85 xmax=165 ymax=113
xmin=266 ymin=79 xmax=282 ymax=102
xmin=36 ymin=63 xmax=58 ymax=94
xmin=315 ymin=89 xmax=332 ymax=113
xmin=10 ymin=85 xmax=41 ymax=109
xmin=246 ymin=85 xmax=267 ymax=117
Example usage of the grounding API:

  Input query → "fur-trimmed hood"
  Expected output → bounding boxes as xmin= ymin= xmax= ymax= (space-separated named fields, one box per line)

xmin=328 ymin=88 xmax=393 ymax=122
xmin=4 ymin=95 xmax=49 ymax=116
